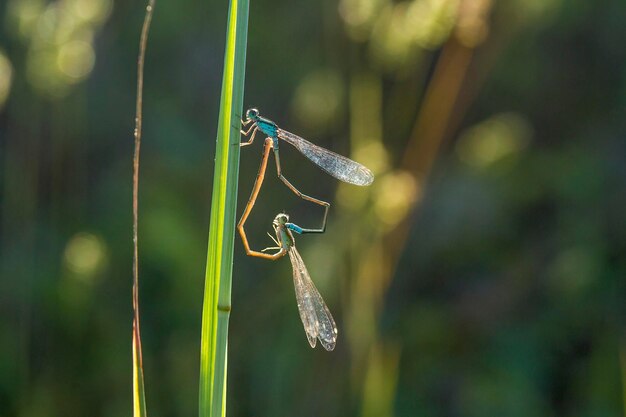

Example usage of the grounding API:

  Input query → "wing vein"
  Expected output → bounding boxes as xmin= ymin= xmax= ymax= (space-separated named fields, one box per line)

xmin=288 ymin=247 xmax=338 ymax=351
xmin=277 ymin=129 xmax=374 ymax=186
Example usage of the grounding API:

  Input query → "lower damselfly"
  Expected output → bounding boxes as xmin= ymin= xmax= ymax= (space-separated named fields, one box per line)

xmin=241 ymin=212 xmax=338 ymax=351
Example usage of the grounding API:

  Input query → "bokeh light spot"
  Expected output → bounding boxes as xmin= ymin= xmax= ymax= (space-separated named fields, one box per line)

xmin=7 ymin=0 xmax=45 ymax=38
xmin=373 ymin=171 xmax=420 ymax=228
xmin=456 ymin=112 xmax=532 ymax=168
xmin=0 ymin=51 xmax=14 ymax=109
xmin=10 ymin=0 xmax=110 ymax=97
xmin=63 ymin=232 xmax=107 ymax=279
xmin=339 ymin=0 xmax=388 ymax=41
xmin=370 ymin=0 xmax=459 ymax=71
xmin=407 ymin=0 xmax=459 ymax=49
xmin=37 ymin=4 xmax=60 ymax=44
xmin=292 ymin=69 xmax=344 ymax=131
xmin=57 ymin=40 xmax=95 ymax=80
xmin=71 ymin=0 xmax=113 ymax=23
xmin=370 ymin=4 xmax=414 ymax=70
xmin=354 ymin=140 xmax=389 ymax=174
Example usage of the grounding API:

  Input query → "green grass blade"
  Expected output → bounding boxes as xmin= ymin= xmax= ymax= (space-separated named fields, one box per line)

xmin=199 ymin=0 xmax=249 ymax=416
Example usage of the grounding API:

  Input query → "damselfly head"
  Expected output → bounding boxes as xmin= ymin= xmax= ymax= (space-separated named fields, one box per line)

xmin=245 ymin=108 xmax=260 ymax=121
xmin=273 ymin=213 xmax=289 ymax=227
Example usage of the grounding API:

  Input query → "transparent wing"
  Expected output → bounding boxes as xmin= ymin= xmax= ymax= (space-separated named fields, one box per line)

xmin=277 ymin=128 xmax=374 ymax=186
xmin=288 ymin=247 xmax=338 ymax=351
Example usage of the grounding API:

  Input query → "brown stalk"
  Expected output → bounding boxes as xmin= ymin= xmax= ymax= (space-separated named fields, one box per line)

xmin=132 ymin=0 xmax=156 ymax=376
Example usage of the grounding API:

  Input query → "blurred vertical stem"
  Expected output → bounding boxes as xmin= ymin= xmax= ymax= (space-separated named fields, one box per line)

xmin=342 ymin=4 xmax=495 ymax=415
xmin=199 ymin=0 xmax=249 ymax=416
xmin=132 ymin=1 xmax=155 ymax=416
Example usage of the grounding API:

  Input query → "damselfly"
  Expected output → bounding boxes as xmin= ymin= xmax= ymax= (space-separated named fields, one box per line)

xmin=242 ymin=212 xmax=338 ymax=351
xmin=237 ymin=108 xmax=374 ymax=254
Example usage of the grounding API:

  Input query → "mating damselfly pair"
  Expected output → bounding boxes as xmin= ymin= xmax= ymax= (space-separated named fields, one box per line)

xmin=237 ymin=108 xmax=374 ymax=351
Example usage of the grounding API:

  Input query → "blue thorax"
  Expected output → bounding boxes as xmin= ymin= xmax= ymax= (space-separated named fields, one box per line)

xmin=256 ymin=116 xmax=278 ymax=138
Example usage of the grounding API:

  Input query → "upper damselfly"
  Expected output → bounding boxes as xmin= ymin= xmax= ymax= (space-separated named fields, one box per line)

xmin=237 ymin=108 xmax=374 ymax=252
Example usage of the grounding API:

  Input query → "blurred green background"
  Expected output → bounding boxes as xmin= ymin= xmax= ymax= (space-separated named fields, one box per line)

xmin=1 ymin=0 xmax=625 ymax=416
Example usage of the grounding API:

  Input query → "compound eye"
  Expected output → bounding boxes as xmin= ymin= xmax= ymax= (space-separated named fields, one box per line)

xmin=246 ymin=108 xmax=259 ymax=119
xmin=274 ymin=213 xmax=288 ymax=224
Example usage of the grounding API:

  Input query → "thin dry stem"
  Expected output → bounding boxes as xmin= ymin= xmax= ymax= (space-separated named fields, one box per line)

xmin=133 ymin=0 xmax=155 ymax=375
